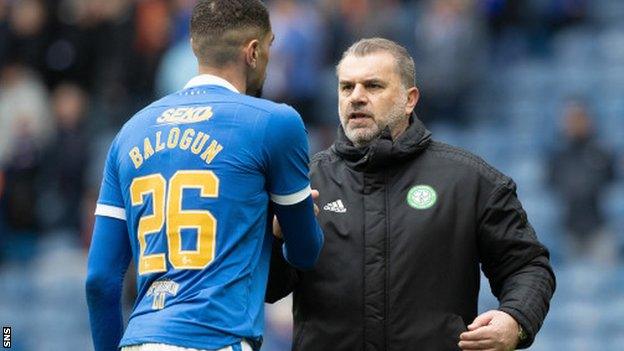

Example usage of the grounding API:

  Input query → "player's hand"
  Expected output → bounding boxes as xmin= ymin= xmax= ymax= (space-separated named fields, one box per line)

xmin=273 ymin=189 xmax=320 ymax=239
xmin=311 ymin=189 xmax=320 ymax=215
xmin=458 ymin=310 xmax=520 ymax=351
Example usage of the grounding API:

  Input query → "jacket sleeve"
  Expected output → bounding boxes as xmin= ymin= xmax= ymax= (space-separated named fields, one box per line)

xmin=265 ymin=237 xmax=301 ymax=303
xmin=478 ymin=179 xmax=556 ymax=349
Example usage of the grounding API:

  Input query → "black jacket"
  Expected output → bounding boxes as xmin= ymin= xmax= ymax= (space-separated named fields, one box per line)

xmin=266 ymin=117 xmax=556 ymax=351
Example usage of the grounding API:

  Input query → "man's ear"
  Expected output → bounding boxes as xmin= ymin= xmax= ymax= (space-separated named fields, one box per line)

xmin=244 ymin=39 xmax=260 ymax=69
xmin=405 ymin=87 xmax=420 ymax=115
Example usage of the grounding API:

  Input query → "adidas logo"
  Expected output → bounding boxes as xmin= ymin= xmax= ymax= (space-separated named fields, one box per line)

xmin=323 ymin=199 xmax=347 ymax=213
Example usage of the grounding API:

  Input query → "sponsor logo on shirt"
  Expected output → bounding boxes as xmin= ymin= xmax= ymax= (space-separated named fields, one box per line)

xmin=157 ymin=106 xmax=214 ymax=125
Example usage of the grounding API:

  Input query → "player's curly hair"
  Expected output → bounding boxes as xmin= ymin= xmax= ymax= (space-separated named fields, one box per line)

xmin=191 ymin=0 xmax=271 ymax=67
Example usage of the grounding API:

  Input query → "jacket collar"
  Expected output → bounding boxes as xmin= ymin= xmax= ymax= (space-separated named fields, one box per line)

xmin=332 ymin=114 xmax=432 ymax=172
xmin=183 ymin=74 xmax=240 ymax=93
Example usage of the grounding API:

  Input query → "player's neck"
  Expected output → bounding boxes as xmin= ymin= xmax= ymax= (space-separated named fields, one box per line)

xmin=197 ymin=65 xmax=246 ymax=94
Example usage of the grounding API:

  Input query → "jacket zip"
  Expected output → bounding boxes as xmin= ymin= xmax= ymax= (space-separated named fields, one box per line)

xmin=384 ymin=170 xmax=390 ymax=350
xmin=361 ymin=171 xmax=367 ymax=351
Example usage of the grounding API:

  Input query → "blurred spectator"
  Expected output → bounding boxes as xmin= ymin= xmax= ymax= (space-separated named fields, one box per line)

xmin=413 ymin=0 xmax=486 ymax=125
xmin=39 ymin=82 xmax=90 ymax=233
xmin=0 ymin=63 xmax=52 ymax=167
xmin=169 ymin=0 xmax=194 ymax=43
xmin=546 ymin=0 xmax=588 ymax=30
xmin=0 ymin=118 xmax=43 ymax=235
xmin=322 ymin=0 xmax=371 ymax=63
xmin=264 ymin=0 xmax=325 ymax=125
xmin=0 ymin=63 xmax=50 ymax=250
xmin=549 ymin=99 xmax=616 ymax=260
xmin=323 ymin=0 xmax=412 ymax=65
xmin=0 ymin=0 xmax=10 ymax=68
xmin=155 ymin=40 xmax=195 ymax=96
xmin=1 ymin=151 xmax=43 ymax=263
xmin=126 ymin=0 xmax=172 ymax=107
xmin=3 ymin=0 xmax=49 ymax=73
xmin=45 ymin=0 xmax=133 ymax=89
xmin=482 ymin=0 xmax=588 ymax=58
xmin=0 ymin=64 xmax=51 ymax=245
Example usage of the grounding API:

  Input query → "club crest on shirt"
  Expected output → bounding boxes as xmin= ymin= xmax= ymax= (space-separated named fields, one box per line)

xmin=407 ymin=185 xmax=437 ymax=210
xmin=157 ymin=106 xmax=214 ymax=124
xmin=147 ymin=279 xmax=180 ymax=310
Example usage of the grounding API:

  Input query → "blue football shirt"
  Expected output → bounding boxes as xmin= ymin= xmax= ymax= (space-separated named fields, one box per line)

xmin=94 ymin=75 xmax=311 ymax=349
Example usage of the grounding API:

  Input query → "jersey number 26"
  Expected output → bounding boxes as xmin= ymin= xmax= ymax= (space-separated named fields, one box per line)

xmin=130 ymin=170 xmax=218 ymax=275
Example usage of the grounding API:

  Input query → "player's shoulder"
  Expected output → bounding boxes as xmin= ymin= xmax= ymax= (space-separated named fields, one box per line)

xmin=235 ymin=97 xmax=304 ymax=133
xmin=237 ymin=95 xmax=300 ymax=120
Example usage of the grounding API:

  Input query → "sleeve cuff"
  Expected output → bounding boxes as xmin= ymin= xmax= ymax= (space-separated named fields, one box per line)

xmin=95 ymin=204 xmax=126 ymax=221
xmin=270 ymin=185 xmax=311 ymax=206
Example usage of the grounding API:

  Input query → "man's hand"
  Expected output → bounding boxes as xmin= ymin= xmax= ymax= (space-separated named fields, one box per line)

xmin=458 ymin=310 xmax=520 ymax=351
xmin=273 ymin=189 xmax=320 ymax=239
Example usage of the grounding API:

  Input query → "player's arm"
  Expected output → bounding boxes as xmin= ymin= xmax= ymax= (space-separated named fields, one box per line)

xmin=85 ymin=136 xmax=132 ymax=351
xmin=273 ymin=194 xmax=323 ymax=270
xmin=86 ymin=215 xmax=131 ymax=351
xmin=263 ymin=106 xmax=324 ymax=271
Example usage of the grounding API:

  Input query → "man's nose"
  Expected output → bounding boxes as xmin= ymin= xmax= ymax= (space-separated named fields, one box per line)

xmin=350 ymin=84 xmax=368 ymax=105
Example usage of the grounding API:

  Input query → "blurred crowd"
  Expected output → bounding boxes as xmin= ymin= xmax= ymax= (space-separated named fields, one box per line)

xmin=0 ymin=0 xmax=613 ymax=244
xmin=0 ymin=0 xmax=623 ymax=350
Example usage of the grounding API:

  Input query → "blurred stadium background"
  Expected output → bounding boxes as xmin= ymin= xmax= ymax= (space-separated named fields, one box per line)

xmin=0 ymin=0 xmax=623 ymax=350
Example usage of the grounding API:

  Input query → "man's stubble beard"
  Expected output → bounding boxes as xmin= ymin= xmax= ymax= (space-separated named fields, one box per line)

xmin=343 ymin=121 xmax=380 ymax=148
xmin=342 ymin=97 xmax=408 ymax=148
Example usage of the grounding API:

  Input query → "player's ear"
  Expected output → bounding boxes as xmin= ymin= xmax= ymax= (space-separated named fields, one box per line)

xmin=244 ymin=39 xmax=260 ymax=69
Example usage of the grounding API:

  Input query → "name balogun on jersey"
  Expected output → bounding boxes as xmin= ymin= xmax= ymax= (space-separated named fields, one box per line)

xmin=129 ymin=106 xmax=224 ymax=169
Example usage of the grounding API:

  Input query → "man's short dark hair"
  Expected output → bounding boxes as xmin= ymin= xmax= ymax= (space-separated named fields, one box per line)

xmin=191 ymin=0 xmax=271 ymax=67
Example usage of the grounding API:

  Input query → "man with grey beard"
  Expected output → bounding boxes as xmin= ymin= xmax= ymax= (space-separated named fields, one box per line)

xmin=267 ymin=37 xmax=555 ymax=351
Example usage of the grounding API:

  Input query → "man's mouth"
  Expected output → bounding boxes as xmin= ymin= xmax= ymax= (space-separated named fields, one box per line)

xmin=349 ymin=112 xmax=372 ymax=120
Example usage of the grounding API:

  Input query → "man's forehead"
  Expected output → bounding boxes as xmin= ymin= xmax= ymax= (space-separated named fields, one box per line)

xmin=338 ymin=52 xmax=397 ymax=81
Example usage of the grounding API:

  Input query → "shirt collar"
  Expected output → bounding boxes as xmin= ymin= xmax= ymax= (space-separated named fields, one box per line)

xmin=183 ymin=74 xmax=240 ymax=93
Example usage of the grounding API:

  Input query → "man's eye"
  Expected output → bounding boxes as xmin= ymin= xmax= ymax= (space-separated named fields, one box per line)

xmin=341 ymin=85 xmax=353 ymax=91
